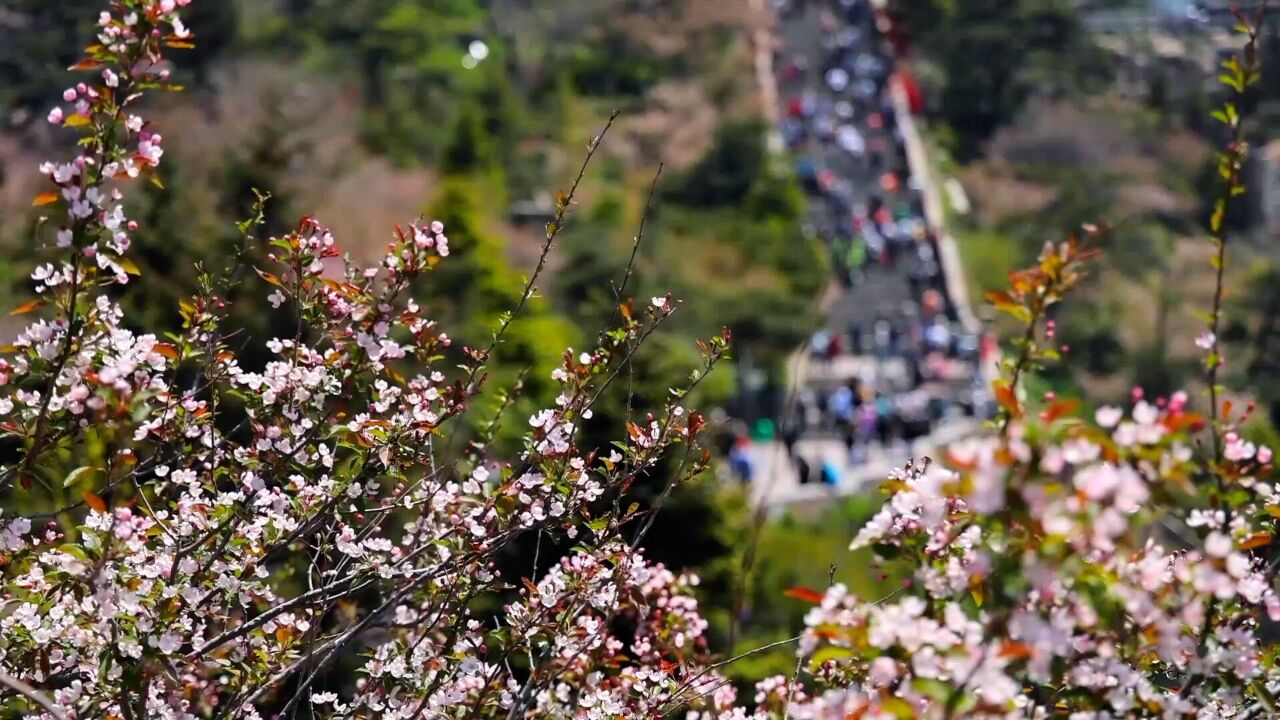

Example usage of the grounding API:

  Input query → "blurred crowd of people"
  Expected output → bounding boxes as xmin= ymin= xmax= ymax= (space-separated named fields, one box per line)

xmin=726 ymin=0 xmax=995 ymax=488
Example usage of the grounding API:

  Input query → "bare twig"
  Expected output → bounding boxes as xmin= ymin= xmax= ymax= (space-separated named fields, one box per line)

xmin=613 ymin=162 xmax=663 ymax=304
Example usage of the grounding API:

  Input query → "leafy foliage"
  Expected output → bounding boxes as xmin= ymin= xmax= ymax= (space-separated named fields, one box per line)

xmin=893 ymin=0 xmax=1113 ymax=158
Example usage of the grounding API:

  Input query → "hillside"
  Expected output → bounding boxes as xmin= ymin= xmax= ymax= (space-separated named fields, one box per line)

xmin=893 ymin=0 xmax=1280 ymax=435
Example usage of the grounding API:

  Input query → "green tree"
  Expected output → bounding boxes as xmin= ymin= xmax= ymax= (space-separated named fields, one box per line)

xmin=441 ymin=100 xmax=497 ymax=174
xmin=916 ymin=0 xmax=1110 ymax=158
xmin=673 ymin=119 xmax=770 ymax=207
xmin=423 ymin=177 xmax=576 ymax=403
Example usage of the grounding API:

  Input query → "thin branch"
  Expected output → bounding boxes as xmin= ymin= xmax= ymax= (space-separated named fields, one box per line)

xmin=613 ymin=162 xmax=663 ymax=304
xmin=443 ymin=110 xmax=621 ymax=463
xmin=475 ymin=110 xmax=621 ymax=372
xmin=0 ymin=671 xmax=67 ymax=720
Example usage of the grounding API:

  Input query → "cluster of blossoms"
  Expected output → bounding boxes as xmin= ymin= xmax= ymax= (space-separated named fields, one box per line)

xmin=0 ymin=3 xmax=741 ymax=718
xmin=5 ymin=2 xmax=1280 ymax=720
xmin=665 ymin=393 xmax=1280 ymax=719
xmin=801 ymin=397 xmax=1280 ymax=718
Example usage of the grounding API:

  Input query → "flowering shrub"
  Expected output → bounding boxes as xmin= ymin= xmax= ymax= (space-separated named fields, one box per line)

xmin=0 ymin=2 xmax=740 ymax=718
xmin=3 ymin=1 xmax=1280 ymax=719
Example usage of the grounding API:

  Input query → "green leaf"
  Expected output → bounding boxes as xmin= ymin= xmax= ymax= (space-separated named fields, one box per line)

xmin=63 ymin=465 xmax=99 ymax=488
xmin=913 ymin=677 xmax=952 ymax=702
xmin=810 ymin=645 xmax=855 ymax=665
xmin=881 ymin=698 xmax=916 ymax=719
xmin=1251 ymin=680 xmax=1277 ymax=713
xmin=872 ymin=542 xmax=901 ymax=559
xmin=56 ymin=544 xmax=91 ymax=562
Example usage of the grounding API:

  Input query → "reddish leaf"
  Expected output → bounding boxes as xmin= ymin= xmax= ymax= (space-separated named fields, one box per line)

xmin=1240 ymin=532 xmax=1273 ymax=551
xmin=1043 ymin=398 xmax=1080 ymax=424
xmin=783 ymin=587 xmax=824 ymax=604
xmin=984 ymin=289 xmax=1015 ymax=307
xmin=83 ymin=491 xmax=107 ymax=513
xmin=9 ymin=300 xmax=42 ymax=316
xmin=993 ymin=381 xmax=1020 ymax=418
xmin=687 ymin=411 xmax=706 ymax=437
xmin=32 ymin=191 xmax=59 ymax=207
xmin=999 ymin=641 xmax=1034 ymax=660
xmin=153 ymin=343 xmax=179 ymax=360
xmin=255 ymin=269 xmax=282 ymax=286
xmin=1166 ymin=412 xmax=1206 ymax=432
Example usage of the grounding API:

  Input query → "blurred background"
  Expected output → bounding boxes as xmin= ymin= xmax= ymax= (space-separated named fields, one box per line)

xmin=3 ymin=0 xmax=1280 ymax=683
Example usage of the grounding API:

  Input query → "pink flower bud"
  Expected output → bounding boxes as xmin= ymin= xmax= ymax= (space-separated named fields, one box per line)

xmin=63 ymin=88 xmax=77 ymax=102
xmin=47 ymin=107 xmax=64 ymax=124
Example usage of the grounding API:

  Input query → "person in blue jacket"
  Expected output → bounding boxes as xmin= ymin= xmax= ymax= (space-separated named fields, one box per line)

xmin=821 ymin=458 xmax=841 ymax=487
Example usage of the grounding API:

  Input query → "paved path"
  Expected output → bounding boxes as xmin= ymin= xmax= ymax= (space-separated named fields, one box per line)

xmin=745 ymin=417 xmax=980 ymax=509
xmin=742 ymin=0 xmax=992 ymax=509
xmin=889 ymin=80 xmax=981 ymax=334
